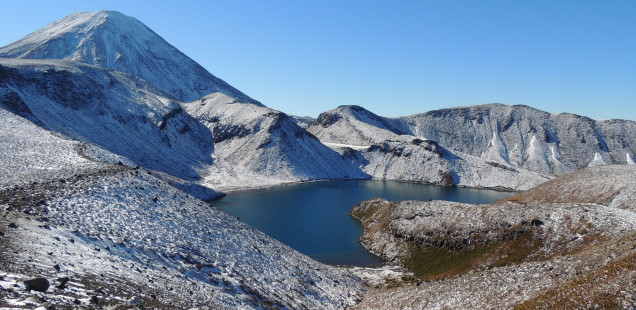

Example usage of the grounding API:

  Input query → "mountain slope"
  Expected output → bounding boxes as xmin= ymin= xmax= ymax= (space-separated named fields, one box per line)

xmin=0 ymin=113 xmax=364 ymax=308
xmin=187 ymin=93 xmax=368 ymax=190
xmin=400 ymin=104 xmax=636 ymax=174
xmin=0 ymin=108 xmax=109 ymax=189
xmin=0 ymin=10 xmax=255 ymax=103
xmin=0 ymin=58 xmax=215 ymax=195
xmin=309 ymin=105 xmax=410 ymax=145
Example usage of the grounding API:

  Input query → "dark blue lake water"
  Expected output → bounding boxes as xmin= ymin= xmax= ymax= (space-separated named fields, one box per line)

xmin=212 ymin=180 xmax=514 ymax=267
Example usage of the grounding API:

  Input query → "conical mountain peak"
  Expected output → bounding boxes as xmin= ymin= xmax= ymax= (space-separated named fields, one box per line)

xmin=0 ymin=10 xmax=256 ymax=103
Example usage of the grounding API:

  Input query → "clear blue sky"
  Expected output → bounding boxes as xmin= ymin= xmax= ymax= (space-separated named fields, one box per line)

xmin=1 ymin=0 xmax=635 ymax=120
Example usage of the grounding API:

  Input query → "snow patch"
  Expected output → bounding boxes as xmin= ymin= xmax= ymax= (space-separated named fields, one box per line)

xmin=481 ymin=130 xmax=509 ymax=164
xmin=588 ymin=152 xmax=609 ymax=167
xmin=627 ymin=153 xmax=635 ymax=165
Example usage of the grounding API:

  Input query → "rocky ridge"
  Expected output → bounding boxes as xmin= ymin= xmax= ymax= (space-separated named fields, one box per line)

xmin=400 ymin=104 xmax=636 ymax=173
xmin=309 ymin=105 xmax=549 ymax=190
xmin=309 ymin=104 xmax=636 ymax=180
xmin=186 ymin=93 xmax=367 ymax=191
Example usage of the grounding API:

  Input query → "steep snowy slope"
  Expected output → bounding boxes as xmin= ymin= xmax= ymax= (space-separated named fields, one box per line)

xmin=0 ymin=58 xmax=215 ymax=192
xmin=309 ymin=106 xmax=547 ymax=190
xmin=0 ymin=108 xmax=109 ymax=189
xmin=186 ymin=93 xmax=368 ymax=190
xmin=400 ymin=104 xmax=636 ymax=174
xmin=0 ymin=10 xmax=255 ymax=103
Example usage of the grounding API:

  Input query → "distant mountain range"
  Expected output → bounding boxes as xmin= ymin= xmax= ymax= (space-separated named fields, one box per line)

xmin=309 ymin=104 xmax=636 ymax=179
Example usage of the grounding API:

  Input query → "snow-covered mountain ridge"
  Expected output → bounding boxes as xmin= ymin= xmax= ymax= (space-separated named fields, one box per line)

xmin=400 ymin=104 xmax=636 ymax=173
xmin=186 ymin=93 xmax=368 ymax=190
xmin=308 ymin=105 xmax=549 ymax=190
xmin=309 ymin=104 xmax=636 ymax=179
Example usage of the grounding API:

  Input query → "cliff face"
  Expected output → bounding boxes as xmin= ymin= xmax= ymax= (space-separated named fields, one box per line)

xmin=400 ymin=104 xmax=636 ymax=174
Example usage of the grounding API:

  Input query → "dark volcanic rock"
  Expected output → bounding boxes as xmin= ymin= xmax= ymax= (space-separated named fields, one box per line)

xmin=24 ymin=277 xmax=50 ymax=292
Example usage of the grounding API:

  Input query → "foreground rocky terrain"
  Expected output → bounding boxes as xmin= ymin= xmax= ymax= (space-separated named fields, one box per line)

xmin=351 ymin=165 xmax=636 ymax=309
xmin=0 ymin=109 xmax=364 ymax=309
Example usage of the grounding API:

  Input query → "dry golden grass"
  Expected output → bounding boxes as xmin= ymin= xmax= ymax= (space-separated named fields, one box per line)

xmin=515 ymin=254 xmax=636 ymax=309
xmin=498 ymin=165 xmax=636 ymax=207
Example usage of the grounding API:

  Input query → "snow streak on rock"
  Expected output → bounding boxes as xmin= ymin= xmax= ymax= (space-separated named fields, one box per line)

xmin=587 ymin=152 xmax=609 ymax=167
xmin=522 ymin=135 xmax=552 ymax=174
xmin=481 ymin=130 xmax=509 ymax=164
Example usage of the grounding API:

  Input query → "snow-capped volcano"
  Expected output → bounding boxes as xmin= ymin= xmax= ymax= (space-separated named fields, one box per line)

xmin=0 ymin=10 xmax=368 ymax=193
xmin=0 ymin=10 xmax=255 ymax=103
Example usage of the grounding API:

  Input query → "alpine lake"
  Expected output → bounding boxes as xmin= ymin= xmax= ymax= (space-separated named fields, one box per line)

xmin=212 ymin=180 xmax=515 ymax=267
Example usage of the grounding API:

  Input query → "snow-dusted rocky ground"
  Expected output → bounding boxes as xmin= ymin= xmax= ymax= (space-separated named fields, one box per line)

xmin=350 ymin=165 xmax=636 ymax=309
xmin=0 ymin=111 xmax=364 ymax=309
xmin=502 ymin=165 xmax=636 ymax=211
xmin=0 ymin=108 xmax=107 ymax=189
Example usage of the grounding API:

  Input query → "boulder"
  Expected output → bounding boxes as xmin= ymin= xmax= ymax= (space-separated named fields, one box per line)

xmin=23 ymin=277 xmax=49 ymax=292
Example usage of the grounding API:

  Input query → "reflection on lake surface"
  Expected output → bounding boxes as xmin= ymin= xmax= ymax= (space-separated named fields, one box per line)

xmin=212 ymin=180 xmax=515 ymax=266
